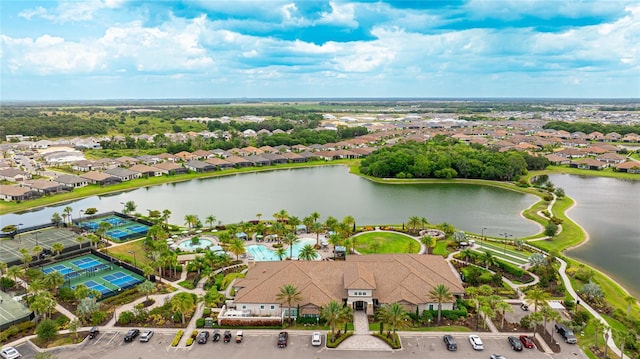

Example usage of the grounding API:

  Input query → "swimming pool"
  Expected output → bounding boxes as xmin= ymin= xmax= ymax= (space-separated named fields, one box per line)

xmin=178 ymin=238 xmax=213 ymax=251
xmin=246 ymin=238 xmax=319 ymax=261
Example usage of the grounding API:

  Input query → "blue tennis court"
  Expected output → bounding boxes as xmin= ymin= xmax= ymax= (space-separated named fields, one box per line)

xmin=42 ymin=264 xmax=73 ymax=275
xmin=80 ymin=280 xmax=111 ymax=295
xmin=72 ymin=258 xmax=102 ymax=269
xmin=103 ymin=272 xmax=142 ymax=288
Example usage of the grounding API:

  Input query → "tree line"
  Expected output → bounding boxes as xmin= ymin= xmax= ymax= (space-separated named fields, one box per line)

xmin=543 ymin=121 xmax=640 ymax=136
xmin=360 ymin=137 xmax=548 ymax=180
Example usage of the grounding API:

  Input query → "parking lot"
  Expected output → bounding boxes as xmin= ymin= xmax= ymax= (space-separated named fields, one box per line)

xmin=10 ymin=330 xmax=588 ymax=359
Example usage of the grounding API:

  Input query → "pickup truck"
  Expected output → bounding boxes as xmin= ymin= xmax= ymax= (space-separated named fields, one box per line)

xmin=555 ymin=323 xmax=577 ymax=344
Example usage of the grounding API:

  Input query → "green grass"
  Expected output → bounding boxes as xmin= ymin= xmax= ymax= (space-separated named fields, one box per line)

xmin=353 ymin=232 xmax=420 ymax=254
xmin=476 ymin=241 xmax=533 ymax=260
xmin=103 ymin=239 xmax=152 ymax=267
xmin=532 ymin=166 xmax=640 ymax=181
xmin=432 ymin=240 xmax=450 ymax=257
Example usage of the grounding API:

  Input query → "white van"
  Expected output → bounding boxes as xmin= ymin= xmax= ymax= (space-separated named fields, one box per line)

xmin=139 ymin=330 xmax=154 ymax=342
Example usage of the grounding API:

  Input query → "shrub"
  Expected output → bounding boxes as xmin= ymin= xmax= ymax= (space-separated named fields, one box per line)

xmin=118 ymin=310 xmax=136 ymax=325
xmin=171 ymin=330 xmax=184 ymax=347
xmin=57 ymin=287 xmax=75 ymax=301
xmin=185 ymin=337 xmax=194 ymax=346
xmin=36 ymin=319 xmax=58 ymax=341
xmin=424 ymin=309 xmax=468 ymax=321
xmin=54 ymin=315 xmax=69 ymax=328
xmin=0 ymin=321 xmax=35 ymax=343
xmin=177 ymin=281 xmax=195 ymax=290
xmin=326 ymin=332 xmax=353 ymax=348
xmin=372 ymin=332 xmax=401 ymax=349
xmin=196 ymin=318 xmax=205 ymax=328
xmin=1 ymin=277 xmax=15 ymax=289
xmin=91 ymin=310 xmax=107 ymax=326
xmin=496 ymin=260 xmax=525 ymax=277
xmin=203 ymin=307 xmax=211 ymax=316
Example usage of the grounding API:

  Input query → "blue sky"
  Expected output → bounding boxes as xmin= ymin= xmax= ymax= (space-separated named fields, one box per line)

xmin=1 ymin=0 xmax=638 ymax=100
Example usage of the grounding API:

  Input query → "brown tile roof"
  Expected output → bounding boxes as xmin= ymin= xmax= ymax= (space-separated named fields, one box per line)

xmin=234 ymin=254 xmax=463 ymax=307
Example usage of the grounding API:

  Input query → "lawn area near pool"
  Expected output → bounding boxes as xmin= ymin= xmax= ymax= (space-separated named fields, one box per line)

xmin=104 ymin=239 xmax=150 ymax=267
xmin=353 ymin=231 xmax=420 ymax=254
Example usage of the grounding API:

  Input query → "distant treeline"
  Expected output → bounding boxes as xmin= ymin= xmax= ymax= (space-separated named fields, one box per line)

xmin=0 ymin=114 xmax=109 ymax=137
xmin=543 ymin=121 xmax=640 ymax=136
xmin=360 ymin=137 xmax=549 ymax=181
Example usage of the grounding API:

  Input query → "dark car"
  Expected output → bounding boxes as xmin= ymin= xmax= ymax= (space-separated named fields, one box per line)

xmin=508 ymin=336 xmax=523 ymax=351
xmin=519 ymin=335 xmax=535 ymax=349
xmin=88 ymin=327 xmax=99 ymax=339
xmin=555 ymin=323 xmax=577 ymax=344
xmin=123 ymin=329 xmax=140 ymax=342
xmin=223 ymin=330 xmax=232 ymax=343
xmin=443 ymin=335 xmax=457 ymax=351
xmin=277 ymin=331 xmax=288 ymax=348
xmin=212 ymin=330 xmax=220 ymax=342
xmin=197 ymin=331 xmax=209 ymax=344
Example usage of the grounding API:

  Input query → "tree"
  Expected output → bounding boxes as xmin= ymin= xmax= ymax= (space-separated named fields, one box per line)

xmin=282 ymin=232 xmax=299 ymax=259
xmin=84 ymin=207 xmax=98 ymax=216
xmin=276 ymin=284 xmax=302 ymax=324
xmin=77 ymin=296 xmax=99 ymax=319
xmin=35 ymin=353 xmax=58 ymax=359
xmin=539 ymin=304 xmax=560 ymax=333
xmin=342 ymin=215 xmax=356 ymax=234
xmin=310 ymin=211 xmax=321 ymax=223
xmin=51 ymin=212 xmax=62 ymax=227
xmin=63 ymin=206 xmax=73 ymax=225
xmin=32 ymin=245 xmax=43 ymax=259
xmin=161 ymin=209 xmax=172 ymax=228
xmin=2 ymin=224 xmax=18 ymax=240
xmin=184 ymin=214 xmax=198 ymax=229
xmin=407 ymin=216 xmax=422 ymax=234
xmin=496 ymin=299 xmax=514 ymax=329
xmin=624 ymin=295 xmax=636 ymax=316
xmin=529 ymin=253 xmax=547 ymax=267
xmin=42 ymin=271 xmax=65 ymax=293
xmin=123 ymin=201 xmax=137 ymax=215
xmin=96 ymin=222 xmax=112 ymax=242
xmin=544 ymin=221 xmax=558 ymax=237
xmin=68 ymin=318 xmax=79 ymax=342
xmin=76 ymin=235 xmax=86 ymax=249
xmin=19 ymin=248 xmax=32 ymax=269
xmin=205 ymin=215 xmax=217 ymax=230
xmin=273 ymin=209 xmax=289 ymax=224
xmin=420 ymin=235 xmax=435 ymax=254
xmin=613 ymin=328 xmax=634 ymax=359
xmin=377 ymin=303 xmax=409 ymax=342
xmin=275 ymin=247 xmax=287 ymax=261
xmin=228 ymin=238 xmax=246 ymax=260
xmin=429 ymin=284 xmax=453 ymax=324
xmin=310 ymin=221 xmax=324 ymax=247
xmin=592 ymin=320 xmax=606 ymax=349
xmin=481 ymin=250 xmax=497 ymax=269
xmin=529 ymin=312 xmax=543 ymax=338
xmin=7 ymin=265 xmax=23 ymax=284
xmin=36 ymin=319 xmax=58 ymax=342
xmin=51 ymin=242 xmax=64 ymax=257
xmin=320 ymin=300 xmax=352 ymax=342
xmin=88 ymin=233 xmax=101 ymax=249
xmin=170 ymin=292 xmax=196 ymax=325
xmin=524 ymin=287 xmax=551 ymax=312
xmin=298 ymin=244 xmax=318 ymax=261
xmin=30 ymin=292 xmax=57 ymax=323
xmin=137 ymin=281 xmax=155 ymax=301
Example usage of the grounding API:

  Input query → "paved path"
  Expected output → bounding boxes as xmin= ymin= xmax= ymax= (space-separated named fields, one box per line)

xmin=177 ymin=302 xmax=205 ymax=347
xmin=337 ymin=311 xmax=392 ymax=351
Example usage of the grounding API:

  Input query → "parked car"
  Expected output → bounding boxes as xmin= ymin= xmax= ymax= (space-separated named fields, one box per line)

xmin=197 ymin=331 xmax=209 ymax=344
xmin=278 ymin=331 xmax=288 ymax=348
xmin=519 ymin=335 xmax=535 ymax=349
xmin=555 ymin=323 xmax=577 ymax=344
xmin=0 ymin=347 xmax=21 ymax=359
xmin=469 ymin=335 xmax=484 ymax=350
xmin=490 ymin=355 xmax=507 ymax=359
xmin=88 ymin=327 xmax=99 ymax=339
xmin=443 ymin=334 xmax=457 ymax=351
xmin=139 ymin=330 xmax=154 ymax=343
xmin=235 ymin=330 xmax=244 ymax=343
xmin=124 ymin=329 xmax=140 ymax=342
xmin=223 ymin=330 xmax=232 ymax=343
xmin=311 ymin=332 xmax=322 ymax=346
xmin=508 ymin=336 xmax=523 ymax=351
xmin=212 ymin=330 xmax=220 ymax=342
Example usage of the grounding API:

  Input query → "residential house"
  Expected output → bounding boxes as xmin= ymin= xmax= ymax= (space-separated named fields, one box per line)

xmin=184 ymin=160 xmax=216 ymax=172
xmin=153 ymin=161 xmax=187 ymax=175
xmin=246 ymin=155 xmax=271 ymax=166
xmin=0 ymin=168 xmax=30 ymax=182
xmin=103 ymin=167 xmax=141 ymax=181
xmin=205 ymin=157 xmax=234 ymax=170
xmin=569 ymin=158 xmax=608 ymax=170
xmin=225 ymin=155 xmax=252 ymax=167
xmin=615 ymin=161 xmax=640 ymax=174
xmin=54 ymin=174 xmax=89 ymax=189
xmin=21 ymin=179 xmax=64 ymax=195
xmin=262 ymin=153 xmax=288 ymax=164
xmin=80 ymin=171 xmax=121 ymax=185
xmin=596 ymin=153 xmax=627 ymax=164
xmin=129 ymin=164 xmax=163 ymax=177
xmin=0 ymin=185 xmax=34 ymax=202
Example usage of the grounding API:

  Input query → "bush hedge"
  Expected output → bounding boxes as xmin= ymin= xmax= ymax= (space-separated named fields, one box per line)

xmin=196 ymin=318 xmax=205 ymax=328
xmin=497 ymin=260 xmax=525 ymax=277
xmin=171 ymin=330 xmax=184 ymax=347
xmin=326 ymin=332 xmax=353 ymax=348
xmin=0 ymin=321 xmax=35 ymax=343
xmin=372 ymin=333 xmax=401 ymax=349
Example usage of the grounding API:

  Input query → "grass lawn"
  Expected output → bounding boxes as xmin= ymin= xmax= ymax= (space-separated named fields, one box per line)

xmin=103 ymin=239 xmax=151 ymax=267
xmin=354 ymin=232 xmax=420 ymax=254
xmin=432 ymin=240 xmax=451 ymax=257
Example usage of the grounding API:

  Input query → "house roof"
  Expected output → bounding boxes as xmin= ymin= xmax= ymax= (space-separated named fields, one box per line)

xmin=81 ymin=170 xmax=114 ymax=181
xmin=54 ymin=174 xmax=86 ymax=184
xmin=0 ymin=185 xmax=31 ymax=196
xmin=234 ymin=254 xmax=464 ymax=307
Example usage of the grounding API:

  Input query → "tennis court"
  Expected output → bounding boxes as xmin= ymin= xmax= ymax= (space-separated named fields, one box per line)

xmin=0 ymin=227 xmax=81 ymax=266
xmin=41 ymin=254 xmax=145 ymax=299
xmin=78 ymin=214 xmax=149 ymax=242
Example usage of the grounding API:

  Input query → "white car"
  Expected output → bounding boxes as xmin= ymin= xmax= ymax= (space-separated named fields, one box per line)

xmin=490 ymin=355 xmax=507 ymax=359
xmin=139 ymin=330 xmax=154 ymax=342
xmin=469 ymin=335 xmax=484 ymax=350
xmin=311 ymin=332 xmax=322 ymax=346
xmin=0 ymin=347 xmax=21 ymax=359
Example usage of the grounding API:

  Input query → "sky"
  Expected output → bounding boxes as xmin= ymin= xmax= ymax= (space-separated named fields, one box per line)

xmin=1 ymin=0 xmax=639 ymax=100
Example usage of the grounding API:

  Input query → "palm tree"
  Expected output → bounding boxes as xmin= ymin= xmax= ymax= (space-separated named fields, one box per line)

xmin=529 ymin=312 xmax=543 ymax=338
xmin=63 ymin=206 xmax=73 ymax=225
xmin=614 ymin=328 xmax=635 ymax=359
xmin=32 ymin=245 xmax=43 ymax=259
xmin=421 ymin=235 xmax=435 ymax=254
xmin=123 ymin=200 xmax=136 ymax=215
xmin=311 ymin=222 xmax=324 ymax=247
xmin=481 ymin=250 xmax=497 ymax=269
xmin=0 ymin=262 xmax=6 ymax=280
xmin=88 ymin=233 xmax=101 ymax=248
xmin=495 ymin=299 xmax=514 ymax=329
xmin=524 ymin=287 xmax=551 ymax=312
xmin=228 ymin=239 xmax=246 ymax=260
xmin=147 ymin=224 xmax=168 ymax=241
xmin=206 ymin=215 xmax=217 ymax=231
xmin=592 ymin=320 xmax=605 ymax=349
xmin=42 ymin=271 xmax=65 ymax=293
xmin=407 ymin=216 xmax=421 ymax=234
xmin=76 ymin=235 xmax=86 ymax=249
xmin=283 ymin=232 xmax=299 ymax=259
xmin=298 ymin=244 xmax=317 ymax=261
xmin=7 ymin=265 xmax=23 ymax=284
xmin=275 ymin=247 xmax=287 ymax=261
xmin=19 ymin=248 xmax=32 ymax=269
xmin=420 ymin=217 xmax=429 ymax=230
xmin=276 ymin=284 xmax=302 ymax=324
xmin=429 ymin=284 xmax=453 ymax=324
xmin=50 ymin=212 xmax=62 ymax=227
xmin=184 ymin=214 xmax=198 ymax=229
xmin=377 ymin=303 xmax=409 ymax=342
xmin=342 ymin=215 xmax=356 ymax=234
xmin=310 ymin=211 xmax=320 ymax=223
xmin=137 ymin=281 xmax=155 ymax=301
xmin=320 ymin=300 xmax=351 ymax=342
xmin=255 ymin=213 xmax=262 ymax=222
xmin=30 ymin=292 xmax=56 ymax=323
xmin=273 ymin=209 xmax=289 ymax=224
xmin=51 ymin=242 xmax=64 ymax=257
xmin=540 ymin=304 xmax=560 ymax=338
xmin=324 ymin=216 xmax=339 ymax=232
xmin=96 ymin=222 xmax=111 ymax=242
xmin=161 ymin=209 xmax=172 ymax=228
xmin=460 ymin=248 xmax=474 ymax=262
xmin=288 ymin=216 xmax=301 ymax=233
xmin=170 ymin=292 xmax=196 ymax=324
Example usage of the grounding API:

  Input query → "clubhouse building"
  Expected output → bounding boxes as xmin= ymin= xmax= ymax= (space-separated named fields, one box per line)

xmin=230 ymin=254 xmax=464 ymax=319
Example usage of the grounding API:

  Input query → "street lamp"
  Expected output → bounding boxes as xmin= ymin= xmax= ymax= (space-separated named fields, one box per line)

xmin=128 ymin=251 xmax=137 ymax=267
xmin=481 ymin=227 xmax=487 ymax=248
xmin=17 ymin=223 xmax=23 ymax=244
xmin=501 ymin=232 xmax=513 ymax=254
xmin=79 ymin=209 xmax=84 ymax=223
xmin=604 ymin=330 xmax=609 ymax=358
xmin=35 ymin=231 xmax=39 ymax=247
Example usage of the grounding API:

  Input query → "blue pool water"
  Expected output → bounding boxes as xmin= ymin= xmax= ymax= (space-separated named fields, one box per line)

xmin=246 ymin=238 xmax=318 ymax=261
xmin=177 ymin=238 xmax=213 ymax=251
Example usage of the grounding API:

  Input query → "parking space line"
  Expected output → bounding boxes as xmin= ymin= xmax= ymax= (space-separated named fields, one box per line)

xmin=106 ymin=331 xmax=119 ymax=346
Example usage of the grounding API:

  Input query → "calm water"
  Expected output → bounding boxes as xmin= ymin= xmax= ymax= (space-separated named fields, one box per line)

xmin=1 ymin=166 xmax=539 ymax=238
xmin=549 ymin=174 xmax=640 ymax=298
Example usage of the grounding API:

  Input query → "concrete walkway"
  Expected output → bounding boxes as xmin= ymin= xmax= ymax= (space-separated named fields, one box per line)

xmin=337 ymin=311 xmax=392 ymax=351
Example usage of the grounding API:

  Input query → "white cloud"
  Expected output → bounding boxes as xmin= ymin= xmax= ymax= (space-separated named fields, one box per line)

xmin=317 ymin=1 xmax=358 ymax=28
xmin=18 ymin=0 xmax=127 ymax=23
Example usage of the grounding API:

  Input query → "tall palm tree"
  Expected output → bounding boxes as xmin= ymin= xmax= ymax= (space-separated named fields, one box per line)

xmin=324 ymin=216 xmax=339 ymax=232
xmin=481 ymin=250 xmax=497 ymax=269
xmin=459 ymin=247 xmax=474 ymax=262
xmin=283 ymin=232 xmax=299 ymax=259
xmin=76 ymin=235 xmax=86 ymax=249
xmin=592 ymin=320 xmax=605 ymax=349
xmin=30 ymin=292 xmax=56 ymax=323
xmin=51 ymin=242 xmax=64 ymax=257
xmin=320 ymin=300 xmax=351 ymax=342
xmin=88 ymin=234 xmax=100 ymax=249
xmin=275 ymin=247 xmax=287 ymax=261
xmin=276 ymin=284 xmax=302 ymax=324
xmin=377 ymin=303 xmax=410 ymax=342
xmin=429 ymin=284 xmax=453 ymax=324
xmin=273 ymin=209 xmax=289 ymax=224
xmin=288 ymin=216 xmax=301 ymax=233
xmin=624 ymin=295 xmax=636 ymax=316
xmin=407 ymin=216 xmax=421 ymax=233
xmin=42 ymin=271 xmax=65 ymax=293
xmin=123 ymin=201 xmax=136 ymax=215
xmin=184 ymin=214 xmax=198 ymax=229
xmin=524 ymin=287 xmax=551 ymax=312
xmin=421 ymin=235 xmax=435 ymax=254
xmin=161 ymin=209 xmax=172 ymax=228
xmin=63 ymin=206 xmax=73 ymax=225
xmin=19 ymin=248 xmax=32 ymax=269
xmin=228 ymin=239 xmax=246 ymax=260
xmin=298 ymin=244 xmax=318 ymax=261
xmin=310 ymin=211 xmax=321 ymax=223
xmin=495 ymin=299 xmax=514 ymax=329
xmin=342 ymin=215 xmax=356 ymax=234
xmin=7 ymin=265 xmax=23 ymax=284
xmin=302 ymin=216 xmax=314 ymax=235
xmin=420 ymin=217 xmax=429 ymax=231
xmin=50 ymin=212 xmax=62 ymax=228
xmin=96 ymin=222 xmax=111 ymax=242
xmin=311 ymin=222 xmax=324 ymax=247
xmin=32 ymin=245 xmax=43 ymax=259
xmin=539 ymin=304 xmax=560 ymax=334
xmin=206 ymin=215 xmax=217 ymax=231
xmin=170 ymin=292 xmax=196 ymax=324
